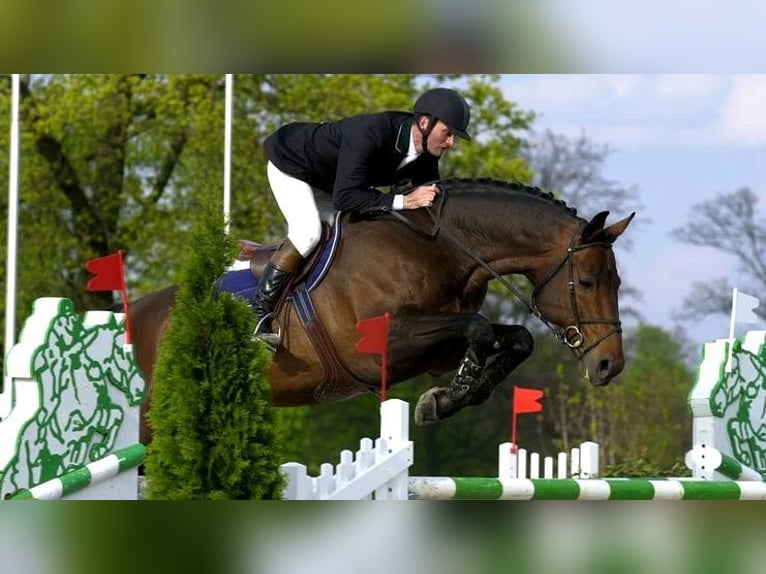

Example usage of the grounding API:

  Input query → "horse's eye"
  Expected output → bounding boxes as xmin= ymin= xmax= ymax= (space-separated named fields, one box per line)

xmin=579 ymin=278 xmax=595 ymax=289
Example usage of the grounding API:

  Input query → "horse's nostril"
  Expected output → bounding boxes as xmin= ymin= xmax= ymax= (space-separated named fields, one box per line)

xmin=592 ymin=359 xmax=613 ymax=386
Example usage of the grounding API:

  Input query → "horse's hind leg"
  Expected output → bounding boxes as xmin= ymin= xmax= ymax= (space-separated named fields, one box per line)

xmin=414 ymin=324 xmax=533 ymax=425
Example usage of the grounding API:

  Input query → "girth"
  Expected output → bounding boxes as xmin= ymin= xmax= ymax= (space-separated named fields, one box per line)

xmin=291 ymin=284 xmax=373 ymax=402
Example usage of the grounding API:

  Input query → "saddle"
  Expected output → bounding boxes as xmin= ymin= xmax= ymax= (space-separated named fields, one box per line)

xmin=236 ymin=227 xmax=328 ymax=287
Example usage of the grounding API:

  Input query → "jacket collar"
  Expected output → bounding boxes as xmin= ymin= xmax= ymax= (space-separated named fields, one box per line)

xmin=395 ymin=116 xmax=414 ymax=154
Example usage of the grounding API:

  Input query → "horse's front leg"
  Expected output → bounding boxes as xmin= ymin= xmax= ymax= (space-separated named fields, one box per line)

xmin=462 ymin=324 xmax=535 ymax=405
xmin=414 ymin=323 xmax=534 ymax=425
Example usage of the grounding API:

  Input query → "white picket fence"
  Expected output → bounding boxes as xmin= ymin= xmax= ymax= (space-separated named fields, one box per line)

xmin=498 ymin=441 xmax=600 ymax=480
xmin=281 ymin=400 xmax=413 ymax=500
xmin=280 ymin=399 xmax=599 ymax=500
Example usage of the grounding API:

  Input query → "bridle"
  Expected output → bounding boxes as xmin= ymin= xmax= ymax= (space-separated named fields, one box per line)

xmin=385 ymin=187 xmax=622 ymax=358
xmin=529 ymin=234 xmax=622 ymax=358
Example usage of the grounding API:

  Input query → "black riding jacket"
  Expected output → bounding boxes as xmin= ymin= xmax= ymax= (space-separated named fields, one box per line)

xmin=263 ymin=111 xmax=440 ymax=212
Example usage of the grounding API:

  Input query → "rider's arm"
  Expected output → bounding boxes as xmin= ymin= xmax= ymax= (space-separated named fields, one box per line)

xmin=332 ymin=129 xmax=395 ymax=213
xmin=334 ymin=145 xmax=441 ymax=213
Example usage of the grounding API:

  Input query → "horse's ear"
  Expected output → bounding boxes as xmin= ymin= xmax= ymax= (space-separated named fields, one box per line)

xmin=582 ymin=211 xmax=610 ymax=243
xmin=601 ymin=212 xmax=636 ymax=243
xmin=582 ymin=211 xmax=636 ymax=243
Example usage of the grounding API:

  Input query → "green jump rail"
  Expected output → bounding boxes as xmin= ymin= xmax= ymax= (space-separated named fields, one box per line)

xmin=408 ymin=477 xmax=766 ymax=500
xmin=9 ymin=443 xmax=145 ymax=500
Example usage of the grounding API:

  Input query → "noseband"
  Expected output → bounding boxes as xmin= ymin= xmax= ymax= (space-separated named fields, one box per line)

xmin=530 ymin=235 xmax=622 ymax=358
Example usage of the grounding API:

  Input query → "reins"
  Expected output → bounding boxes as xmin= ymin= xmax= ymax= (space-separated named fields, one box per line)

xmin=387 ymin=183 xmax=622 ymax=357
xmin=387 ymin=181 xmax=446 ymax=238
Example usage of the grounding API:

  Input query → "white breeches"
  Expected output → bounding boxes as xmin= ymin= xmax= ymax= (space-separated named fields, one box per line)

xmin=267 ymin=161 xmax=324 ymax=257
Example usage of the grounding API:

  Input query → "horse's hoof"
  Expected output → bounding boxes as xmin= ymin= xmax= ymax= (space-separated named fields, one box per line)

xmin=414 ymin=388 xmax=441 ymax=426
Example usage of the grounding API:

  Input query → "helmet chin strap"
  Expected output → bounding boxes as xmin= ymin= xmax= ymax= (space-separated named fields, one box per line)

xmin=417 ymin=114 xmax=436 ymax=154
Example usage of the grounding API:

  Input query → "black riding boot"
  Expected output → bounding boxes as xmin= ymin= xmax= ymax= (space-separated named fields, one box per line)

xmin=251 ymin=240 xmax=303 ymax=344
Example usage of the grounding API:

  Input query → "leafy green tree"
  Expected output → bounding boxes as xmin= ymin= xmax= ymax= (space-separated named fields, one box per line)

xmin=0 ymin=74 xmax=533 ymax=349
xmin=144 ymin=194 xmax=283 ymax=499
xmin=0 ymin=75 xmax=233 ymax=342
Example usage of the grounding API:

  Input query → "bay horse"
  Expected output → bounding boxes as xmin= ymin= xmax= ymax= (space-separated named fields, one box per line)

xmin=129 ymin=178 xmax=634 ymax=445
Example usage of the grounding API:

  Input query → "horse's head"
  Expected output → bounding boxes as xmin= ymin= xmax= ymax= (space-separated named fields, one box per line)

xmin=532 ymin=210 xmax=635 ymax=386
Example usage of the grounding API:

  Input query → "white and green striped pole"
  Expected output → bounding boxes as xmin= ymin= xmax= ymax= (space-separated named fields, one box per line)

xmin=9 ymin=443 xmax=145 ymax=500
xmin=685 ymin=443 xmax=764 ymax=481
xmin=408 ymin=477 xmax=766 ymax=500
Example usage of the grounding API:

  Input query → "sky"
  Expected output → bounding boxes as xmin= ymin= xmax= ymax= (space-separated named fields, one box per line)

xmin=497 ymin=74 xmax=766 ymax=354
xmin=541 ymin=1 xmax=766 ymax=73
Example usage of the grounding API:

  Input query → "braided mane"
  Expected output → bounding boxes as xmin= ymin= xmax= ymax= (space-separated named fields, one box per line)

xmin=440 ymin=177 xmax=580 ymax=219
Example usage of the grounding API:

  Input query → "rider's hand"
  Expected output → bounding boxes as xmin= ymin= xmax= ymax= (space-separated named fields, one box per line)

xmin=403 ymin=184 xmax=439 ymax=210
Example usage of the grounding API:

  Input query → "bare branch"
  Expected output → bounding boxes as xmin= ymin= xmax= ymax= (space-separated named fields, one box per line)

xmin=673 ymin=188 xmax=766 ymax=321
xmin=673 ymin=188 xmax=766 ymax=282
xmin=522 ymin=128 xmax=645 ymax=246
xmin=671 ymin=278 xmax=735 ymax=321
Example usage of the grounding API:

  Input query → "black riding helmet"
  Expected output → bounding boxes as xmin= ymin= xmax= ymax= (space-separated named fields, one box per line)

xmin=413 ymin=87 xmax=471 ymax=141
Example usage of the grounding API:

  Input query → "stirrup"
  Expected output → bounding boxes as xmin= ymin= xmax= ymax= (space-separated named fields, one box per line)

xmin=252 ymin=314 xmax=282 ymax=349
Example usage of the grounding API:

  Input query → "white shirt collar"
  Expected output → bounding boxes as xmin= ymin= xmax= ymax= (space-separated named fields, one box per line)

xmin=397 ymin=126 xmax=421 ymax=170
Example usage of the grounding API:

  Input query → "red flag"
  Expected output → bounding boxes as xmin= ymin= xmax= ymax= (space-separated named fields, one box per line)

xmin=85 ymin=250 xmax=133 ymax=344
xmin=514 ymin=386 xmax=544 ymax=414
xmin=355 ymin=313 xmax=390 ymax=355
xmin=86 ymin=252 xmax=125 ymax=292
xmin=355 ymin=313 xmax=390 ymax=401
xmin=510 ymin=386 xmax=544 ymax=455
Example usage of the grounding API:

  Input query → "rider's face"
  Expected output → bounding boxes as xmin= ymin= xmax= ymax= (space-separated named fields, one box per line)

xmin=426 ymin=121 xmax=457 ymax=157
xmin=416 ymin=117 xmax=457 ymax=157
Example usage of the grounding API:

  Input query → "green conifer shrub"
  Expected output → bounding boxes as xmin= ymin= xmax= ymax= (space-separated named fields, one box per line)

xmin=144 ymin=198 xmax=284 ymax=499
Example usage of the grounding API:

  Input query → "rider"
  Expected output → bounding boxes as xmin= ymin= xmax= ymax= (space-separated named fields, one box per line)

xmin=252 ymin=87 xmax=472 ymax=343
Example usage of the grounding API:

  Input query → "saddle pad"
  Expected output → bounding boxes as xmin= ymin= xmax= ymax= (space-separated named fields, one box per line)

xmin=216 ymin=213 xmax=343 ymax=303
xmin=215 ymin=268 xmax=259 ymax=303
